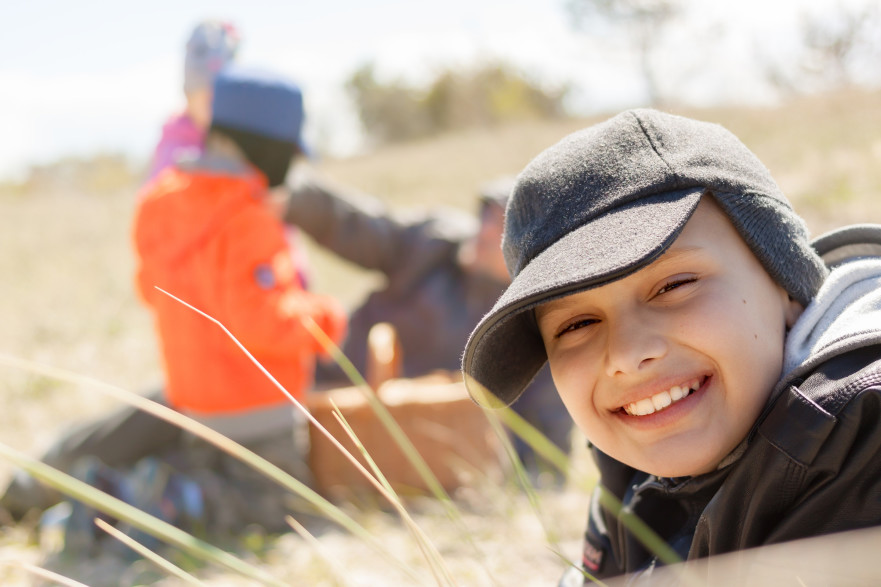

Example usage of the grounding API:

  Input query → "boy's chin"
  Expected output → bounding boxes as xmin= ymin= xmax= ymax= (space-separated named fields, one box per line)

xmin=647 ymin=464 xmax=716 ymax=479
xmin=630 ymin=452 xmax=726 ymax=478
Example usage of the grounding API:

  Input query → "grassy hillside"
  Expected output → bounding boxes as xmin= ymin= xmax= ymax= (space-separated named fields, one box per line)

xmin=0 ymin=88 xmax=879 ymax=585
xmin=318 ymin=88 xmax=881 ymax=228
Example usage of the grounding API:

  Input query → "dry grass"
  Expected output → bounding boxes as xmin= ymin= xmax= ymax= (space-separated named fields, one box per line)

xmin=0 ymin=88 xmax=880 ymax=585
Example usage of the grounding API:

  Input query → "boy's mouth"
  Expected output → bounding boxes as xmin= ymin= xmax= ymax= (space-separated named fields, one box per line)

xmin=622 ymin=377 xmax=706 ymax=417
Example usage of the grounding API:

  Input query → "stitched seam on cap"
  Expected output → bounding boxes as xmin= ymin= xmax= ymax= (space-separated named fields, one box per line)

xmin=631 ymin=111 xmax=680 ymax=186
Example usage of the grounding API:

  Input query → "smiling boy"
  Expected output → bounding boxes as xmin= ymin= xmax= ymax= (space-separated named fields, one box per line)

xmin=536 ymin=196 xmax=803 ymax=479
xmin=462 ymin=109 xmax=881 ymax=581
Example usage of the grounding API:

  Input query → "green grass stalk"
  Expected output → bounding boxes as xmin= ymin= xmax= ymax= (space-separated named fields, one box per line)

xmin=329 ymin=404 xmax=455 ymax=586
xmin=301 ymin=316 xmax=458 ymax=511
xmin=304 ymin=317 xmax=502 ymax=584
xmin=547 ymin=548 xmax=608 ymax=587
xmin=154 ymin=289 xmax=456 ymax=585
xmin=0 ymin=352 xmax=421 ymax=583
xmin=467 ymin=375 xmax=684 ymax=571
xmin=285 ymin=515 xmax=348 ymax=587
xmin=471 ymin=390 xmax=552 ymax=539
xmin=2 ymin=562 xmax=91 ymax=587
xmin=329 ymin=401 xmax=393 ymax=495
xmin=492 ymin=405 xmax=574 ymax=480
xmin=595 ymin=488 xmax=683 ymax=568
xmin=94 ymin=518 xmax=207 ymax=585
xmin=0 ymin=441 xmax=286 ymax=587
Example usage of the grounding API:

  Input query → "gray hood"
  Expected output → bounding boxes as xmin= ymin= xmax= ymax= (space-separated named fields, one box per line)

xmin=783 ymin=225 xmax=881 ymax=383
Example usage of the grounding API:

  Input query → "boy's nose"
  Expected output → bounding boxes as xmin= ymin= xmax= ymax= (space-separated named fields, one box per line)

xmin=603 ymin=313 xmax=668 ymax=377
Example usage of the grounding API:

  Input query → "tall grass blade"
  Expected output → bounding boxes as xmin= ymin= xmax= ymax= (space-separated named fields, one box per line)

xmin=465 ymin=377 xmax=559 ymax=530
xmin=301 ymin=316 xmax=458 ymax=510
xmin=155 ymin=288 xmax=449 ymax=510
xmin=466 ymin=374 xmax=683 ymax=570
xmin=306 ymin=317 xmax=504 ymax=584
xmin=546 ymin=547 xmax=609 ymax=587
xmin=304 ymin=314 xmax=505 ymax=583
xmin=328 ymin=404 xmax=455 ymax=586
xmin=94 ymin=518 xmax=207 ymax=585
xmin=0 ymin=353 xmax=422 ymax=583
xmin=285 ymin=515 xmax=348 ymax=587
xmin=1 ymin=562 xmax=90 ymax=587
xmin=0 ymin=441 xmax=287 ymax=587
xmin=470 ymin=388 xmax=551 ymax=533
xmin=595 ymin=487 xmax=683 ymax=567
xmin=329 ymin=401 xmax=391 ymax=495
xmin=152 ymin=290 xmax=457 ymax=585
xmin=493 ymin=405 xmax=575 ymax=480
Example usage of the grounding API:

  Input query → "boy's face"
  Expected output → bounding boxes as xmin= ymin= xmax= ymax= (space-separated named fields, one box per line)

xmin=535 ymin=197 xmax=803 ymax=477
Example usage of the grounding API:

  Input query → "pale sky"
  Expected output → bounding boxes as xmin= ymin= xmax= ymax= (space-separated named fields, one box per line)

xmin=0 ymin=0 xmax=874 ymax=180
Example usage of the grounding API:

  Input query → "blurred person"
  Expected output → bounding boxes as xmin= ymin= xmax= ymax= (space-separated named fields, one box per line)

xmin=283 ymin=173 xmax=574 ymax=483
xmin=131 ymin=62 xmax=347 ymax=535
xmin=146 ymin=19 xmax=240 ymax=182
xmin=1 ymin=65 xmax=347 ymax=546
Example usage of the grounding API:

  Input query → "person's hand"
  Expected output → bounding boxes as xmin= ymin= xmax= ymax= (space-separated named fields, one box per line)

xmin=263 ymin=185 xmax=289 ymax=220
xmin=278 ymin=289 xmax=348 ymax=354
xmin=309 ymin=295 xmax=348 ymax=354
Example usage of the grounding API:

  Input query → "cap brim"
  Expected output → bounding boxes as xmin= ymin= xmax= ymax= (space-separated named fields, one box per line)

xmin=463 ymin=188 xmax=704 ymax=406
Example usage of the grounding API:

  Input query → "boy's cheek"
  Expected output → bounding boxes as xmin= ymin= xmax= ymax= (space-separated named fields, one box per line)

xmin=550 ymin=377 xmax=595 ymax=435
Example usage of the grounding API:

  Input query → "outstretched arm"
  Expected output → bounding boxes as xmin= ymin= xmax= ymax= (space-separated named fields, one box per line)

xmin=284 ymin=170 xmax=475 ymax=277
xmin=284 ymin=171 xmax=409 ymax=275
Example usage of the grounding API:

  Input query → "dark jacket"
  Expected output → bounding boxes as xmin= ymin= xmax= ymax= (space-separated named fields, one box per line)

xmin=569 ymin=225 xmax=881 ymax=584
xmin=284 ymin=172 xmax=502 ymax=379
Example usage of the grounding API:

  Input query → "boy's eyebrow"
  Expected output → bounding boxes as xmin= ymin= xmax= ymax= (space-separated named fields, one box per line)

xmin=536 ymin=246 xmax=708 ymax=317
xmin=652 ymin=245 xmax=704 ymax=268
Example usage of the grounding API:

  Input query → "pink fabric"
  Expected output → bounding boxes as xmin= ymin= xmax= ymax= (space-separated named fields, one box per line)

xmin=286 ymin=226 xmax=312 ymax=289
xmin=146 ymin=112 xmax=204 ymax=182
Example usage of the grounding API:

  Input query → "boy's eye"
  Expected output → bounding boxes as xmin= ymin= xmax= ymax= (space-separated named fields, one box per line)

xmin=656 ymin=277 xmax=697 ymax=296
xmin=556 ymin=317 xmax=599 ymax=338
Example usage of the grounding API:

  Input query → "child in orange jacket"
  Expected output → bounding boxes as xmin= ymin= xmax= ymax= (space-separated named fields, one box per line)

xmin=128 ymin=65 xmax=347 ymax=536
xmin=135 ymin=64 xmax=346 ymax=436
xmin=0 ymin=65 xmax=348 ymax=543
xmin=135 ymin=69 xmax=346 ymax=431
xmin=128 ymin=66 xmax=349 ymax=540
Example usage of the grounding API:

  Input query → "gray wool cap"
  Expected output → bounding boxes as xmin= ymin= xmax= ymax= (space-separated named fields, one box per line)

xmin=462 ymin=108 xmax=828 ymax=407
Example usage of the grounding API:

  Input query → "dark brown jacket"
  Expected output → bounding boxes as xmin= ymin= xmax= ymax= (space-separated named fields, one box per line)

xmin=284 ymin=173 xmax=501 ymax=380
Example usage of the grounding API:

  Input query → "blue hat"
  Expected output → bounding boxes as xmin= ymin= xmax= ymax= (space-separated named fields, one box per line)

xmin=211 ymin=65 xmax=309 ymax=154
xmin=184 ymin=20 xmax=240 ymax=94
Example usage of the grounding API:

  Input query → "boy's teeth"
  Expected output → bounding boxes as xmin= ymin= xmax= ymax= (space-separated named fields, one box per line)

xmin=634 ymin=398 xmax=654 ymax=415
xmin=624 ymin=380 xmax=701 ymax=416
xmin=652 ymin=391 xmax=672 ymax=410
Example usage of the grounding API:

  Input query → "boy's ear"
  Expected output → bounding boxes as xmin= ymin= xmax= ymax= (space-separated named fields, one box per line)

xmin=784 ymin=295 xmax=804 ymax=328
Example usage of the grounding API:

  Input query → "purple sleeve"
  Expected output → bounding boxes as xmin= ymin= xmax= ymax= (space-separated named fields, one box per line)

xmin=146 ymin=113 xmax=205 ymax=181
